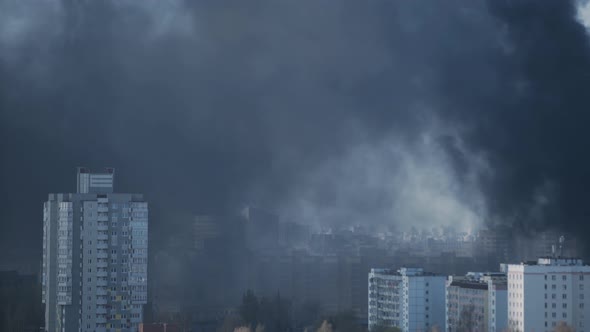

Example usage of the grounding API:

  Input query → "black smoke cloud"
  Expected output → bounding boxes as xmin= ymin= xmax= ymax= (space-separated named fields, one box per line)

xmin=2 ymin=0 xmax=590 ymax=268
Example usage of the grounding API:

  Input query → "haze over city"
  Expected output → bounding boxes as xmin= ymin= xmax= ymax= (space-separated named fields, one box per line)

xmin=2 ymin=1 xmax=590 ymax=331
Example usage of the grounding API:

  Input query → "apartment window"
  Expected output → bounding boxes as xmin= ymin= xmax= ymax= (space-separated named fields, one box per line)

xmin=563 ymin=294 xmax=567 ymax=299
xmin=562 ymin=275 xmax=567 ymax=281
xmin=581 ymin=275 xmax=585 ymax=281
xmin=563 ymin=303 xmax=567 ymax=309
xmin=552 ymin=275 xmax=556 ymax=281
xmin=552 ymin=284 xmax=556 ymax=290
xmin=552 ymin=312 xmax=556 ymax=318
xmin=545 ymin=275 xmax=548 ymax=280
xmin=563 ymin=285 xmax=567 ymax=290
xmin=552 ymin=303 xmax=556 ymax=308
xmin=581 ymin=303 xmax=585 ymax=309
xmin=552 ymin=294 xmax=556 ymax=299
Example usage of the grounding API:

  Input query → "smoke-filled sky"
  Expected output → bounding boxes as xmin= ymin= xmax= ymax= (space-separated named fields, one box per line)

xmin=2 ymin=0 xmax=590 ymax=268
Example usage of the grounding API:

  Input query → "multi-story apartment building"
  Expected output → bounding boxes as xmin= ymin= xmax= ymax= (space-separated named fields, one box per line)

xmin=506 ymin=257 xmax=590 ymax=332
xmin=42 ymin=168 xmax=148 ymax=332
xmin=368 ymin=267 xmax=446 ymax=332
xmin=446 ymin=272 xmax=507 ymax=332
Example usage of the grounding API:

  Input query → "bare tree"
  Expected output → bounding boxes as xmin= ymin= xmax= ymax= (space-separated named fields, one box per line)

xmin=217 ymin=314 xmax=244 ymax=332
xmin=458 ymin=304 xmax=477 ymax=332
xmin=317 ymin=320 xmax=333 ymax=332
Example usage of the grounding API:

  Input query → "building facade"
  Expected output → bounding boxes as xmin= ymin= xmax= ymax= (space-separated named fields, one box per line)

xmin=446 ymin=272 xmax=507 ymax=332
xmin=42 ymin=168 xmax=148 ymax=332
xmin=368 ymin=267 xmax=446 ymax=332
xmin=506 ymin=257 xmax=590 ymax=332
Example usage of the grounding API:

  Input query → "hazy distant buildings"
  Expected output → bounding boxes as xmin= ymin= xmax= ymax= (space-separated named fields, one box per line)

xmin=506 ymin=257 xmax=590 ymax=332
xmin=368 ymin=267 xmax=446 ymax=332
xmin=42 ymin=168 xmax=148 ymax=332
xmin=138 ymin=322 xmax=182 ymax=332
xmin=193 ymin=216 xmax=222 ymax=253
xmin=241 ymin=206 xmax=280 ymax=253
xmin=446 ymin=272 xmax=507 ymax=332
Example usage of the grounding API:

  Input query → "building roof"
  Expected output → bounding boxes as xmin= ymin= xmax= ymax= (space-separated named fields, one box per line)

xmin=449 ymin=280 xmax=488 ymax=290
xmin=516 ymin=257 xmax=586 ymax=267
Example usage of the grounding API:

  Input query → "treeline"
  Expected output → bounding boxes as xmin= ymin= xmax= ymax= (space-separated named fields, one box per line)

xmin=218 ymin=290 xmax=372 ymax=332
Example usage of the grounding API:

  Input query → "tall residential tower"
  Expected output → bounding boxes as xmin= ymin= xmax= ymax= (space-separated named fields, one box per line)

xmin=42 ymin=168 xmax=148 ymax=332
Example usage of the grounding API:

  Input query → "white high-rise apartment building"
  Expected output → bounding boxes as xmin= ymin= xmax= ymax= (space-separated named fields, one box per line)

xmin=506 ymin=257 xmax=590 ymax=332
xmin=446 ymin=272 xmax=507 ymax=332
xmin=42 ymin=168 xmax=148 ymax=332
xmin=368 ymin=267 xmax=446 ymax=332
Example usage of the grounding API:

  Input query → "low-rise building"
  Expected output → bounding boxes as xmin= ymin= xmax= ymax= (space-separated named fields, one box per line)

xmin=446 ymin=272 xmax=507 ymax=332
xmin=506 ymin=257 xmax=590 ymax=332
xmin=368 ymin=267 xmax=446 ymax=332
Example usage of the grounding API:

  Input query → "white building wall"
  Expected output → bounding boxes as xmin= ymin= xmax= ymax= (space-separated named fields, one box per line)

xmin=488 ymin=282 xmax=507 ymax=332
xmin=507 ymin=259 xmax=590 ymax=332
